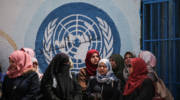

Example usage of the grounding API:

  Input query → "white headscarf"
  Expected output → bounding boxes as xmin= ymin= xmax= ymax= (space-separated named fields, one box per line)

xmin=96 ymin=59 xmax=118 ymax=84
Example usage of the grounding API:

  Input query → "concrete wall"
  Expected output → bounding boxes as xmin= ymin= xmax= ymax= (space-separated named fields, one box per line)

xmin=0 ymin=0 xmax=141 ymax=72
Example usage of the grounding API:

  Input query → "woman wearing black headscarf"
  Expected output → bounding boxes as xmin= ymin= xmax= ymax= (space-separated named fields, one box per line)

xmin=40 ymin=53 xmax=82 ymax=100
xmin=109 ymin=54 xmax=126 ymax=93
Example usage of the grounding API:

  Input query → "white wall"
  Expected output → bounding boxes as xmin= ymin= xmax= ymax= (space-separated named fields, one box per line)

xmin=0 ymin=0 xmax=141 ymax=72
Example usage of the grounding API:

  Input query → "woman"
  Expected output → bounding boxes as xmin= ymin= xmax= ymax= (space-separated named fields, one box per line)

xmin=138 ymin=50 xmax=157 ymax=81
xmin=40 ymin=53 xmax=82 ymax=100
xmin=32 ymin=57 xmax=43 ymax=80
xmin=109 ymin=54 xmax=125 ymax=91
xmin=78 ymin=49 xmax=100 ymax=91
xmin=1 ymin=50 xmax=40 ymax=100
xmin=123 ymin=58 xmax=155 ymax=100
xmin=123 ymin=51 xmax=136 ymax=81
xmin=86 ymin=59 xmax=122 ymax=100
xmin=124 ymin=51 xmax=135 ymax=61
xmin=138 ymin=50 xmax=174 ymax=100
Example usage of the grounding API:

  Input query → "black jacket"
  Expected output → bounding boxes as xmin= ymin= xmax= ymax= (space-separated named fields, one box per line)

xmin=1 ymin=71 xmax=40 ymax=100
xmin=86 ymin=78 xmax=122 ymax=100
xmin=123 ymin=78 xmax=155 ymax=100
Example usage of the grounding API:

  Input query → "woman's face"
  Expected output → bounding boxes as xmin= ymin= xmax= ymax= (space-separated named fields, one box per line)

xmin=125 ymin=54 xmax=133 ymax=60
xmin=127 ymin=64 xmax=133 ymax=75
xmin=97 ymin=62 xmax=108 ymax=75
xmin=9 ymin=58 xmax=17 ymax=70
xmin=90 ymin=53 xmax=100 ymax=65
xmin=33 ymin=62 xmax=38 ymax=70
xmin=124 ymin=54 xmax=133 ymax=65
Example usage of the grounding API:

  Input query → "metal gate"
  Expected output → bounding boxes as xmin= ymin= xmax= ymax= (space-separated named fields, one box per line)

xmin=141 ymin=0 xmax=180 ymax=99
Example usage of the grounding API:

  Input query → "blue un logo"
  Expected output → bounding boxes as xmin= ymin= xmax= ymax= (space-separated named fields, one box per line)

xmin=35 ymin=2 xmax=121 ymax=72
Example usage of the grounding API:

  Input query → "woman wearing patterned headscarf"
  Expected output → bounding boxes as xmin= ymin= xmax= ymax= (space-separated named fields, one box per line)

xmin=40 ymin=53 xmax=82 ymax=100
xmin=123 ymin=58 xmax=155 ymax=100
xmin=1 ymin=50 xmax=40 ymax=100
xmin=86 ymin=59 xmax=122 ymax=100
xmin=78 ymin=49 xmax=100 ymax=91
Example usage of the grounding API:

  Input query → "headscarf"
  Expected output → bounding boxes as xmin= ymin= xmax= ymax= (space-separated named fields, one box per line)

xmin=43 ymin=53 xmax=70 ymax=88
xmin=20 ymin=48 xmax=35 ymax=58
xmin=138 ymin=50 xmax=156 ymax=68
xmin=123 ymin=58 xmax=148 ymax=95
xmin=49 ymin=53 xmax=70 ymax=75
xmin=96 ymin=59 xmax=118 ymax=84
xmin=139 ymin=50 xmax=157 ymax=81
xmin=85 ymin=49 xmax=100 ymax=76
xmin=6 ymin=50 xmax=34 ymax=78
xmin=109 ymin=54 xmax=125 ymax=79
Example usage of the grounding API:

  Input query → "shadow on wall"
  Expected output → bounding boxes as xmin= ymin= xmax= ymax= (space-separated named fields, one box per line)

xmin=0 ymin=30 xmax=17 ymax=72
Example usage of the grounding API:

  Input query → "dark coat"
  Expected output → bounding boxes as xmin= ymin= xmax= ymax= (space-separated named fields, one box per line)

xmin=40 ymin=53 xmax=82 ymax=100
xmin=1 ymin=71 xmax=40 ymax=100
xmin=123 ymin=78 xmax=155 ymax=100
xmin=40 ymin=67 xmax=82 ymax=100
xmin=86 ymin=78 xmax=122 ymax=100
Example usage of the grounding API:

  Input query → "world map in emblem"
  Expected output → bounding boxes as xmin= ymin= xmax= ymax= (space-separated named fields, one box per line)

xmin=35 ymin=2 xmax=121 ymax=72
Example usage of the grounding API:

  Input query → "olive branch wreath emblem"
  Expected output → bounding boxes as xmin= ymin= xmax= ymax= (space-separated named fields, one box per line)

xmin=43 ymin=17 xmax=113 ymax=63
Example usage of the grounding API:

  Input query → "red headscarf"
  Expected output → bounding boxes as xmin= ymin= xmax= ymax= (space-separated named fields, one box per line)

xmin=85 ymin=49 xmax=100 ymax=76
xmin=123 ymin=58 xmax=148 ymax=95
xmin=6 ymin=50 xmax=34 ymax=78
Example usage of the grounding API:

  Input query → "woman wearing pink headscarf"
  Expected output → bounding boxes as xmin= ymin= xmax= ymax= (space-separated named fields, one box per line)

xmin=139 ymin=50 xmax=174 ymax=100
xmin=139 ymin=50 xmax=157 ymax=81
xmin=1 ymin=50 xmax=40 ymax=100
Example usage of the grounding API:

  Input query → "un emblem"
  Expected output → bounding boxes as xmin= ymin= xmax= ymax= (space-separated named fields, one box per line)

xmin=35 ymin=2 xmax=121 ymax=72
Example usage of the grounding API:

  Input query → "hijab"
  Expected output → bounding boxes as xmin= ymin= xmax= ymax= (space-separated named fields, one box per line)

xmin=85 ymin=49 xmax=100 ymax=76
xmin=50 ymin=53 xmax=70 ymax=75
xmin=6 ymin=50 xmax=34 ymax=78
xmin=139 ymin=50 xmax=156 ymax=68
xmin=96 ymin=59 xmax=118 ymax=84
xmin=139 ymin=50 xmax=157 ymax=81
xmin=20 ymin=48 xmax=35 ymax=58
xmin=123 ymin=58 xmax=148 ymax=95
xmin=43 ymin=53 xmax=70 ymax=89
